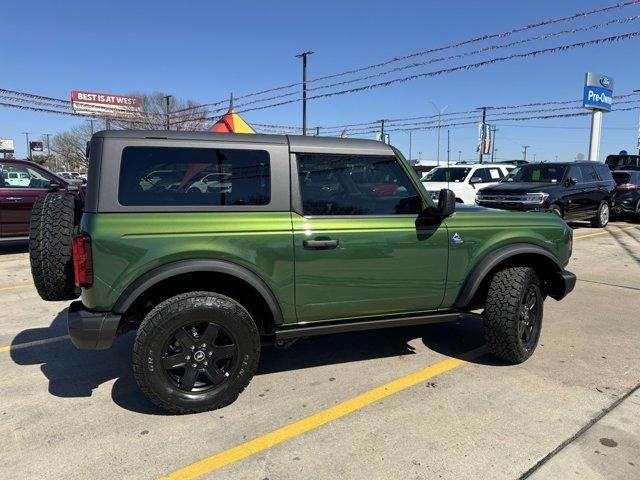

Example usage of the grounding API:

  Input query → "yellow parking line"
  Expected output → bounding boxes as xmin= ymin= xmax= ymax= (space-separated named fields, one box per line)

xmin=159 ymin=355 xmax=472 ymax=480
xmin=0 ymin=334 xmax=69 ymax=353
xmin=0 ymin=283 xmax=33 ymax=292
xmin=574 ymin=225 xmax=639 ymax=241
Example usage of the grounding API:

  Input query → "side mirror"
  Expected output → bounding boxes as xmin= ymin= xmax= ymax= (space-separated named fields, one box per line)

xmin=437 ymin=188 xmax=456 ymax=217
xmin=48 ymin=180 xmax=61 ymax=192
xmin=469 ymin=176 xmax=483 ymax=184
xmin=564 ymin=177 xmax=578 ymax=186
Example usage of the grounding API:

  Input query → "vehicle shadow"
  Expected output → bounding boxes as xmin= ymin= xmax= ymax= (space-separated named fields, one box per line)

xmin=9 ymin=310 xmax=503 ymax=415
xmin=0 ymin=240 xmax=29 ymax=255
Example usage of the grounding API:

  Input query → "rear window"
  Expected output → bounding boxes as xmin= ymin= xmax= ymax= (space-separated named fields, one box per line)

xmin=612 ymin=172 xmax=632 ymax=185
xmin=118 ymin=146 xmax=270 ymax=206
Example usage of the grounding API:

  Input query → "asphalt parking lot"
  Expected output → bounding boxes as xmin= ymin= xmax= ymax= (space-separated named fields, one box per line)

xmin=1 ymin=221 xmax=639 ymax=480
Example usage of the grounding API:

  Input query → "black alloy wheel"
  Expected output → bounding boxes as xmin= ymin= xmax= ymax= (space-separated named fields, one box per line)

xmin=162 ymin=321 xmax=238 ymax=392
xmin=518 ymin=285 xmax=542 ymax=353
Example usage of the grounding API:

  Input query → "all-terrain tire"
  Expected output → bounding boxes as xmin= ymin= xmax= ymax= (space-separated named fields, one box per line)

xmin=483 ymin=267 xmax=543 ymax=364
xmin=590 ymin=200 xmax=610 ymax=228
xmin=29 ymin=192 xmax=79 ymax=301
xmin=132 ymin=291 xmax=261 ymax=414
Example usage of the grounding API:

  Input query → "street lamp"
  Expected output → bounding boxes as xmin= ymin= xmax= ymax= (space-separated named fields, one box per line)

xmin=429 ymin=101 xmax=448 ymax=166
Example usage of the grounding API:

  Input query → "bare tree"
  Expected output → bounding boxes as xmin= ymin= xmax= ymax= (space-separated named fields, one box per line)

xmin=51 ymin=122 xmax=94 ymax=170
xmin=109 ymin=92 xmax=208 ymax=131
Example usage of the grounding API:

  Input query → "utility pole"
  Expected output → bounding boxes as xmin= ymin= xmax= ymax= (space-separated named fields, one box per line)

xmin=164 ymin=95 xmax=173 ymax=130
xmin=22 ymin=132 xmax=31 ymax=160
xmin=377 ymin=119 xmax=385 ymax=142
xmin=477 ymin=106 xmax=491 ymax=164
xmin=296 ymin=50 xmax=314 ymax=135
xmin=447 ymin=129 xmax=450 ymax=165
xmin=316 ymin=126 xmax=320 ymax=136
xmin=458 ymin=150 xmax=462 ymax=162
xmin=522 ymin=145 xmax=530 ymax=161
xmin=43 ymin=133 xmax=52 ymax=170
xmin=430 ymin=101 xmax=448 ymax=166
xmin=490 ymin=126 xmax=497 ymax=162
xmin=634 ymin=89 xmax=640 ymax=154
xmin=408 ymin=130 xmax=413 ymax=161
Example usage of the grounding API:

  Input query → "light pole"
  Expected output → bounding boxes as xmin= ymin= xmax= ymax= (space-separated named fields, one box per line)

xmin=296 ymin=51 xmax=314 ymax=135
xmin=163 ymin=95 xmax=173 ymax=130
xmin=458 ymin=150 xmax=462 ymax=162
xmin=522 ymin=145 xmax=530 ymax=161
xmin=407 ymin=130 xmax=413 ymax=161
xmin=490 ymin=126 xmax=498 ymax=162
xmin=22 ymin=132 xmax=31 ymax=160
xmin=430 ymin=101 xmax=448 ymax=165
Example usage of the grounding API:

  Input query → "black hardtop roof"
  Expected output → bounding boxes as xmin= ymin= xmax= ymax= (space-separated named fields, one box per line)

xmin=92 ymin=130 xmax=393 ymax=155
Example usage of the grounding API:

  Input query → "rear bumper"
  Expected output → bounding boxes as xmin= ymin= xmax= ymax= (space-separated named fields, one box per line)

xmin=67 ymin=301 xmax=121 ymax=350
xmin=548 ymin=270 xmax=576 ymax=301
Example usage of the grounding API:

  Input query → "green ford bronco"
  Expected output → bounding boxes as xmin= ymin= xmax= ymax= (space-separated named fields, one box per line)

xmin=31 ymin=130 xmax=575 ymax=414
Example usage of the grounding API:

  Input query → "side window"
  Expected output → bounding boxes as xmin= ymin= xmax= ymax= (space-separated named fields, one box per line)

xmin=297 ymin=154 xmax=422 ymax=216
xmin=595 ymin=163 xmax=612 ymax=181
xmin=567 ymin=166 xmax=583 ymax=183
xmin=0 ymin=164 xmax=50 ymax=189
xmin=579 ymin=165 xmax=598 ymax=182
xmin=471 ymin=169 xmax=489 ymax=182
xmin=118 ymin=147 xmax=271 ymax=206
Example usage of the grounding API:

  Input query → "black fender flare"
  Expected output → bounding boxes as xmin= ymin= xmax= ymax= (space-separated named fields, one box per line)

xmin=453 ymin=243 xmax=563 ymax=309
xmin=112 ymin=259 xmax=284 ymax=325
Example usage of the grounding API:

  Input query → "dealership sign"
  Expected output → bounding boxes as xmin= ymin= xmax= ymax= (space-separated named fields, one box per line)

xmin=583 ymin=72 xmax=614 ymax=111
xmin=30 ymin=141 xmax=44 ymax=152
xmin=0 ymin=139 xmax=14 ymax=154
xmin=71 ymin=90 xmax=142 ymax=117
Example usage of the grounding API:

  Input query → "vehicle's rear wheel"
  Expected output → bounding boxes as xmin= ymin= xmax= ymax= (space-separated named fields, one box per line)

xmin=29 ymin=192 xmax=80 ymax=301
xmin=132 ymin=291 xmax=260 ymax=414
xmin=483 ymin=267 xmax=543 ymax=364
xmin=590 ymin=201 xmax=610 ymax=228
xmin=548 ymin=204 xmax=563 ymax=218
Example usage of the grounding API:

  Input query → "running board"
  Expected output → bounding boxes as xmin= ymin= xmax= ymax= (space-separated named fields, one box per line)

xmin=274 ymin=312 xmax=472 ymax=340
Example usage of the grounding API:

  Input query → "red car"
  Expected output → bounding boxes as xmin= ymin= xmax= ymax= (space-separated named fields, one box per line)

xmin=0 ymin=158 xmax=83 ymax=240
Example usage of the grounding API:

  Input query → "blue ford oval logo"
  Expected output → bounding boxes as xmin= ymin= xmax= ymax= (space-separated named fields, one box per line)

xmin=600 ymin=76 xmax=611 ymax=88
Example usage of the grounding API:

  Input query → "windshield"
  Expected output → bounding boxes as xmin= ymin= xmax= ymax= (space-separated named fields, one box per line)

xmin=503 ymin=164 xmax=566 ymax=183
xmin=422 ymin=167 xmax=471 ymax=183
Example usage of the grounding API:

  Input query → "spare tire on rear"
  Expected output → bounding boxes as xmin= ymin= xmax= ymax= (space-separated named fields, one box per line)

xmin=29 ymin=192 xmax=80 ymax=301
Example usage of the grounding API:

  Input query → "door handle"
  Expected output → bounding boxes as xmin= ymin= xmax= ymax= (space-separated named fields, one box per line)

xmin=303 ymin=239 xmax=339 ymax=250
xmin=6 ymin=197 xmax=23 ymax=201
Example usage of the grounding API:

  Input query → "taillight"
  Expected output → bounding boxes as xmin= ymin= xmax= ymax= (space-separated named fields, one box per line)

xmin=616 ymin=183 xmax=637 ymax=190
xmin=72 ymin=234 xmax=93 ymax=288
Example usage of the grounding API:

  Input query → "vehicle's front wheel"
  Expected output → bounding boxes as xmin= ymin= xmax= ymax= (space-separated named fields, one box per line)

xmin=132 ymin=291 xmax=260 ymax=414
xmin=548 ymin=204 xmax=563 ymax=218
xmin=483 ymin=267 xmax=543 ymax=364
xmin=590 ymin=201 xmax=610 ymax=228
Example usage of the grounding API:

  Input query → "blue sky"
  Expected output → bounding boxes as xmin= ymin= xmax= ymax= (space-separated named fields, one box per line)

xmin=2 ymin=0 xmax=640 ymax=161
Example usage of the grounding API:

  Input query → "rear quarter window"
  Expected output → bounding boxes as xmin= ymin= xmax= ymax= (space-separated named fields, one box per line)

xmin=118 ymin=146 xmax=270 ymax=206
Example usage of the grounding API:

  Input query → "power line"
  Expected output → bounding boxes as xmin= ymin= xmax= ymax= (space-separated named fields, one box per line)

xmin=170 ymin=0 xmax=640 ymax=115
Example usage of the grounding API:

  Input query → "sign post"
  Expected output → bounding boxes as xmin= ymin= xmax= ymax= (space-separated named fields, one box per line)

xmin=583 ymin=72 xmax=613 ymax=161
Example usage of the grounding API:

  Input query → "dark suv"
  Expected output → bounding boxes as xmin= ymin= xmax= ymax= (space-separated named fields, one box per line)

xmin=611 ymin=169 xmax=640 ymax=220
xmin=476 ymin=162 xmax=615 ymax=227
xmin=0 ymin=158 xmax=82 ymax=240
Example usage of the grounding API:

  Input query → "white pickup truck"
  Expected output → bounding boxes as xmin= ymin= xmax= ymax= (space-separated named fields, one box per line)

xmin=421 ymin=163 xmax=515 ymax=204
